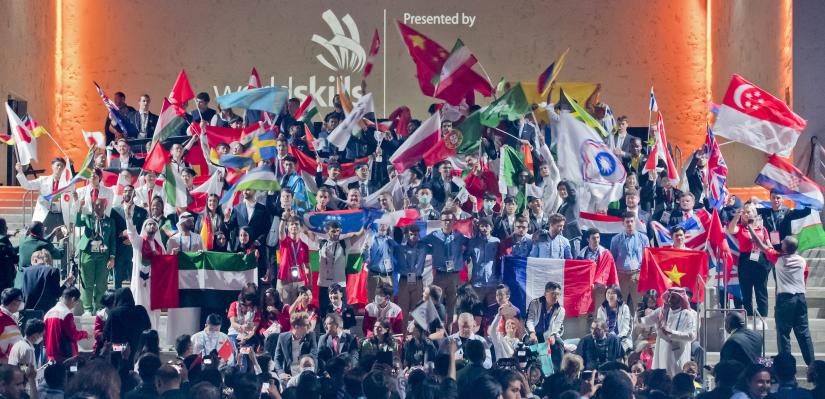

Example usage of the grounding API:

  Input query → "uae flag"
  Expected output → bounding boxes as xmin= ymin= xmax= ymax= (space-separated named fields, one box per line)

xmin=638 ymin=247 xmax=709 ymax=303
xmin=501 ymin=256 xmax=598 ymax=317
xmin=713 ymin=74 xmax=807 ymax=157
xmin=151 ymin=252 xmax=257 ymax=309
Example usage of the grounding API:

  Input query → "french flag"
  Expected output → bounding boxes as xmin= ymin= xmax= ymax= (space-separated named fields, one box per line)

xmin=713 ymin=74 xmax=806 ymax=158
xmin=501 ymin=256 xmax=597 ymax=317
xmin=755 ymin=154 xmax=823 ymax=211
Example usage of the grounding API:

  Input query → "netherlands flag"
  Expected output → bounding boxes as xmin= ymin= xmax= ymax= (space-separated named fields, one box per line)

xmin=501 ymin=256 xmax=597 ymax=318
xmin=755 ymin=154 xmax=823 ymax=211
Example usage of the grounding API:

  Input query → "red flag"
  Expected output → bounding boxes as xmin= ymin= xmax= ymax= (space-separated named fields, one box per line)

xmin=643 ymin=112 xmax=679 ymax=184
xmin=217 ymin=338 xmax=233 ymax=361
xmin=142 ymin=142 xmax=171 ymax=174
xmin=151 ymin=254 xmax=180 ymax=309
xmin=639 ymin=247 xmax=709 ymax=303
xmin=304 ymin=124 xmax=316 ymax=152
xmin=364 ymin=29 xmax=381 ymax=78
xmin=387 ymin=106 xmax=412 ymax=137
xmin=594 ymin=250 xmax=619 ymax=287
xmin=564 ymin=260 xmax=598 ymax=316
xmin=389 ymin=113 xmax=441 ymax=172
xmin=346 ymin=267 xmax=369 ymax=308
xmin=183 ymin=137 xmax=209 ymax=176
xmin=169 ymin=69 xmax=195 ymax=108
xmin=290 ymin=146 xmax=367 ymax=180
xmin=248 ymin=67 xmax=262 ymax=89
xmin=452 ymin=218 xmax=475 ymax=238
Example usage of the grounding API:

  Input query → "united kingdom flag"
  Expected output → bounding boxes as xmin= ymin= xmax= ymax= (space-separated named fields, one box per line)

xmin=705 ymin=125 xmax=729 ymax=210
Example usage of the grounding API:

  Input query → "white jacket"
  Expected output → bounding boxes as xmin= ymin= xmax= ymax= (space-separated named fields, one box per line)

xmin=596 ymin=303 xmax=632 ymax=338
xmin=15 ymin=173 xmax=63 ymax=223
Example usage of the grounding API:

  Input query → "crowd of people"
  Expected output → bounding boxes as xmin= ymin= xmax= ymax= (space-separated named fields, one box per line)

xmin=0 ymin=79 xmax=819 ymax=399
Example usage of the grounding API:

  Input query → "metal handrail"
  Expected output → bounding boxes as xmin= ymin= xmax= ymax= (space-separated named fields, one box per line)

xmin=21 ymin=189 xmax=34 ymax=228
xmin=753 ymin=309 xmax=767 ymax=357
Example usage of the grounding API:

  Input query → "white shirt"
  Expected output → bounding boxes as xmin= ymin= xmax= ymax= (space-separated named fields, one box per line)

xmin=245 ymin=201 xmax=256 ymax=223
xmin=772 ymin=252 xmax=807 ymax=295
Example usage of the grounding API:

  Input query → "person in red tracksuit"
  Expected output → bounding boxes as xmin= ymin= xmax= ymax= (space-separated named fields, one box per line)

xmin=44 ymin=287 xmax=89 ymax=362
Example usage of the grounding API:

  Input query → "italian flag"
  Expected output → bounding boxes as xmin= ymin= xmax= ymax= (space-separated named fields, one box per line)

xmin=433 ymin=39 xmax=477 ymax=98
xmin=295 ymin=96 xmax=319 ymax=124
xmin=151 ymin=252 xmax=257 ymax=309
xmin=792 ymin=212 xmax=825 ymax=253
xmin=152 ymin=98 xmax=188 ymax=145
xmin=163 ymin=163 xmax=189 ymax=210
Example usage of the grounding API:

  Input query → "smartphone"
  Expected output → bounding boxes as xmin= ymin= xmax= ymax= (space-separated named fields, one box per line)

xmin=582 ymin=370 xmax=594 ymax=381
xmin=69 ymin=365 xmax=78 ymax=373
xmin=261 ymin=382 xmax=270 ymax=394
xmin=112 ymin=343 xmax=126 ymax=352
xmin=203 ymin=358 xmax=213 ymax=365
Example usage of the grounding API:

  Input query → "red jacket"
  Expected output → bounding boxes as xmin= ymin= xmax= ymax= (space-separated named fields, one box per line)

xmin=44 ymin=302 xmax=89 ymax=362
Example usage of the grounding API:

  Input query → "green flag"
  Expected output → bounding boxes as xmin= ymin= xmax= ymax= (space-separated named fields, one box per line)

xmin=559 ymin=88 xmax=608 ymax=137
xmin=481 ymin=83 xmax=530 ymax=128
xmin=500 ymin=144 xmax=526 ymax=188
xmin=456 ymin=109 xmax=483 ymax=153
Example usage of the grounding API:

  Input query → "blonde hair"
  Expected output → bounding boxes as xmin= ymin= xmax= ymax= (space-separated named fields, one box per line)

xmin=560 ymin=353 xmax=584 ymax=374
xmin=30 ymin=249 xmax=53 ymax=265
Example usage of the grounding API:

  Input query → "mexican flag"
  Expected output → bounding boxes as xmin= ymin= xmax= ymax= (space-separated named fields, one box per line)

xmin=792 ymin=212 xmax=825 ymax=253
xmin=151 ymin=252 xmax=257 ymax=309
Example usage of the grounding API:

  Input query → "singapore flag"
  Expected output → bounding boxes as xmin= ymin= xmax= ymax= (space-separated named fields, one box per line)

xmin=713 ymin=74 xmax=806 ymax=157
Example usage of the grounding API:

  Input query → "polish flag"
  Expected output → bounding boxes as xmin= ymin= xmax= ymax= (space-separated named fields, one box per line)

xmin=713 ymin=74 xmax=806 ymax=157
xmin=390 ymin=112 xmax=441 ymax=172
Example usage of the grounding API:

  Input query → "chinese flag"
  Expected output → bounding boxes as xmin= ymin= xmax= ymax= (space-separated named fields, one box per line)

xmin=217 ymin=338 xmax=233 ymax=361
xmin=638 ymin=247 xmax=709 ymax=303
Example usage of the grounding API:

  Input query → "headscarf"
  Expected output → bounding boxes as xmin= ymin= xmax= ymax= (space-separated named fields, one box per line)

xmin=140 ymin=218 xmax=163 ymax=262
xmin=659 ymin=287 xmax=690 ymax=327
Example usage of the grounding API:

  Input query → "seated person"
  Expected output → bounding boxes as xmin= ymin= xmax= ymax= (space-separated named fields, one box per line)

xmin=363 ymin=283 xmax=404 ymax=336
xmin=191 ymin=313 xmax=235 ymax=366
xmin=576 ymin=321 xmax=625 ymax=371
xmin=274 ymin=312 xmax=318 ymax=381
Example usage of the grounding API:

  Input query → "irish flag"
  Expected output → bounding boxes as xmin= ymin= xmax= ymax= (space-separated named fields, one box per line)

xmin=501 ymin=256 xmax=598 ymax=317
xmin=791 ymin=212 xmax=825 ymax=253
xmin=295 ymin=95 xmax=319 ymax=124
xmin=151 ymin=252 xmax=257 ymax=309
xmin=713 ymin=74 xmax=807 ymax=157
xmin=390 ymin=113 xmax=441 ymax=172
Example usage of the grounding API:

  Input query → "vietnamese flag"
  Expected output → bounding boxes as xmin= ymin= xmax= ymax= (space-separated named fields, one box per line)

xmin=639 ymin=247 xmax=709 ymax=303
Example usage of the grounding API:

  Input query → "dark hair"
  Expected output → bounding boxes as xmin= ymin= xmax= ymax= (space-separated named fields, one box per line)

xmin=100 ymin=289 xmax=116 ymax=309
xmin=329 ymin=283 xmax=344 ymax=295
xmin=1 ymin=288 xmax=22 ymax=306
xmin=51 ymin=157 xmax=67 ymax=166
xmin=175 ymin=334 xmax=192 ymax=357
xmin=62 ymin=286 xmax=81 ymax=301
xmin=376 ymin=282 xmax=393 ymax=297
xmin=137 ymin=353 xmax=162 ymax=383
xmin=549 ymin=213 xmax=566 ymax=225
xmin=736 ymin=364 xmax=771 ymax=393
xmin=670 ymin=226 xmax=685 ymax=235
xmin=645 ymin=369 xmax=671 ymax=394
xmin=362 ymin=370 xmax=390 ymax=399
xmin=238 ymin=282 xmax=258 ymax=304
xmin=136 ymin=329 xmax=160 ymax=359
xmin=196 ymin=92 xmax=210 ymax=102
xmin=427 ymin=285 xmax=443 ymax=304
xmin=297 ymin=371 xmax=322 ymax=399
xmin=773 ymin=351 xmax=798 ymax=381
xmin=638 ymin=289 xmax=659 ymax=312
xmin=463 ymin=339 xmax=485 ymax=364
xmin=206 ymin=313 xmax=222 ymax=327
xmin=496 ymin=284 xmax=510 ymax=296
xmin=28 ymin=221 xmax=45 ymax=237
xmin=156 ymin=365 xmax=181 ymax=386
xmin=324 ymin=113 xmax=340 ymax=123
xmin=65 ymin=359 xmax=121 ymax=399
xmin=23 ymin=318 xmax=45 ymax=337
xmin=783 ymin=236 xmax=799 ymax=254
xmin=459 ymin=374 xmax=502 ymax=399
xmin=603 ymin=284 xmax=624 ymax=308
xmin=623 ymin=211 xmax=637 ymax=220
xmin=544 ymin=281 xmax=561 ymax=292
xmin=596 ymin=370 xmax=634 ymax=399
xmin=671 ymin=373 xmax=695 ymax=397
xmin=712 ymin=360 xmax=744 ymax=386
xmin=187 ymin=382 xmax=221 ymax=399
xmin=297 ymin=285 xmax=312 ymax=295
xmin=43 ymin=362 xmax=67 ymax=390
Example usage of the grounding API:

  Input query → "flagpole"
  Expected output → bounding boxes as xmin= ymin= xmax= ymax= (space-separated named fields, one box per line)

xmin=646 ymin=86 xmax=653 ymax=142
xmin=475 ymin=59 xmax=495 ymax=90
xmin=43 ymin=130 xmax=71 ymax=161
xmin=492 ymin=126 xmax=531 ymax=149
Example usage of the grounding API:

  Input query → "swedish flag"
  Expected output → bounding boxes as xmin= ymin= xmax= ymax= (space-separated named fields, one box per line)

xmin=251 ymin=130 xmax=278 ymax=163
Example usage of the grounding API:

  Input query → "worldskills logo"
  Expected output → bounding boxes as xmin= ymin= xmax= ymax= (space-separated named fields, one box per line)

xmin=211 ymin=10 xmax=365 ymax=109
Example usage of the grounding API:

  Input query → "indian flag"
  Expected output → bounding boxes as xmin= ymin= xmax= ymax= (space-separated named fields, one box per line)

xmin=295 ymin=95 xmax=319 ymax=124
xmin=792 ymin=212 xmax=825 ymax=253
xmin=150 ymin=252 xmax=257 ymax=309
xmin=152 ymin=98 xmax=188 ymax=144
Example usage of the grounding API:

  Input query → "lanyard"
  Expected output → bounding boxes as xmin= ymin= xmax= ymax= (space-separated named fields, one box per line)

xmin=444 ymin=233 xmax=453 ymax=262
xmin=290 ymin=239 xmax=301 ymax=265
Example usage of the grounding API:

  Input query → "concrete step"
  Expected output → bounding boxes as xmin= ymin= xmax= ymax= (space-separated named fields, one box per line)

xmin=706 ymin=351 xmax=814 ymax=388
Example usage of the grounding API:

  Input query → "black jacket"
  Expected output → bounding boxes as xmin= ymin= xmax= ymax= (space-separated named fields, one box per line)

xmin=104 ymin=288 xmax=152 ymax=353
xmin=22 ymin=264 xmax=62 ymax=312
xmin=128 ymin=111 xmax=159 ymax=140
xmin=227 ymin=202 xmax=271 ymax=247
xmin=318 ymin=332 xmax=359 ymax=363
xmin=575 ymin=334 xmax=624 ymax=370
xmin=719 ymin=328 xmax=763 ymax=366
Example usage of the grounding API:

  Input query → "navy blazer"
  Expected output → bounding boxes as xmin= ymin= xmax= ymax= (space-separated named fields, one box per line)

xmin=274 ymin=331 xmax=318 ymax=375
xmin=227 ymin=202 xmax=271 ymax=247
xmin=128 ymin=111 xmax=159 ymax=139
xmin=318 ymin=332 xmax=359 ymax=363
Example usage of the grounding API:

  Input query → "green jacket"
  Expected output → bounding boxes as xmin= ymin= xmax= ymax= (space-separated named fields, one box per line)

xmin=17 ymin=235 xmax=62 ymax=269
xmin=76 ymin=213 xmax=117 ymax=258
xmin=112 ymin=205 xmax=149 ymax=251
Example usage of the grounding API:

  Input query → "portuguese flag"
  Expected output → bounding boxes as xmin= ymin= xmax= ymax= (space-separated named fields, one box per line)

xmin=151 ymin=252 xmax=257 ymax=309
